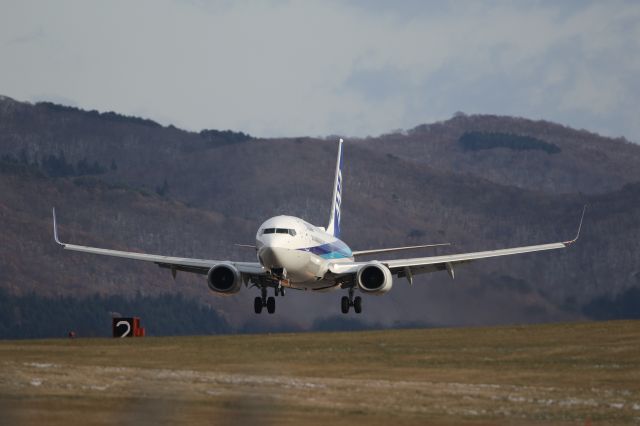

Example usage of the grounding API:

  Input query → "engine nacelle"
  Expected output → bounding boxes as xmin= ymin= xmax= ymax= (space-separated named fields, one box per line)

xmin=356 ymin=262 xmax=393 ymax=294
xmin=207 ymin=264 xmax=242 ymax=295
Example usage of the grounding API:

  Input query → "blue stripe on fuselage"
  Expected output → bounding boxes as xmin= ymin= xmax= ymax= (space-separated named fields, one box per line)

xmin=298 ymin=240 xmax=352 ymax=259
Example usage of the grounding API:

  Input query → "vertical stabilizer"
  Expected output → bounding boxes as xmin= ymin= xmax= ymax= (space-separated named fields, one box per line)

xmin=326 ymin=139 xmax=343 ymax=238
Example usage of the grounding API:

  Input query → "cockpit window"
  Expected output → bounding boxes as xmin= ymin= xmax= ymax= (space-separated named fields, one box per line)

xmin=262 ymin=228 xmax=296 ymax=236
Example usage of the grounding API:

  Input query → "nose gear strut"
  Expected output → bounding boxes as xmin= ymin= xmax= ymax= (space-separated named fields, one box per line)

xmin=275 ymin=284 xmax=286 ymax=297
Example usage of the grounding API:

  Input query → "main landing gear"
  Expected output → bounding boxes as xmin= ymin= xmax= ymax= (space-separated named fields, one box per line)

xmin=254 ymin=286 xmax=283 ymax=314
xmin=341 ymin=288 xmax=362 ymax=314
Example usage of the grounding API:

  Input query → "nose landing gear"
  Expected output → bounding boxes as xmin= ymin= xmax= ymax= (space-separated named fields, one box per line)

xmin=341 ymin=288 xmax=362 ymax=314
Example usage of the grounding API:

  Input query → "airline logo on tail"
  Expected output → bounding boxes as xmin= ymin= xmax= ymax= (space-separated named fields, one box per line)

xmin=327 ymin=139 xmax=343 ymax=238
xmin=334 ymin=162 xmax=342 ymax=237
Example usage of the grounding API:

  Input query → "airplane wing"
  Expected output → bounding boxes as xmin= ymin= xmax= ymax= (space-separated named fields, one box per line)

xmin=330 ymin=206 xmax=586 ymax=283
xmin=52 ymin=208 xmax=265 ymax=276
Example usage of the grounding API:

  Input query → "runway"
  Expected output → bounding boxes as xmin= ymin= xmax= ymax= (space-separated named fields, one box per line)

xmin=1 ymin=321 xmax=638 ymax=425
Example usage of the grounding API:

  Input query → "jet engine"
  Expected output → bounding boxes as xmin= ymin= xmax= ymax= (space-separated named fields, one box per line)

xmin=356 ymin=262 xmax=393 ymax=294
xmin=207 ymin=264 xmax=242 ymax=295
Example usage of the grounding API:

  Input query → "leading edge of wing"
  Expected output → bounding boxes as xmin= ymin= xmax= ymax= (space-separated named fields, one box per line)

xmin=329 ymin=242 xmax=567 ymax=274
xmin=329 ymin=206 xmax=586 ymax=274
xmin=383 ymin=241 xmax=567 ymax=270
xmin=51 ymin=208 xmax=264 ymax=275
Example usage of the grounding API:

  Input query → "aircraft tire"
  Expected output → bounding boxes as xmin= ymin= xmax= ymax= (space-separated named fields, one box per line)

xmin=266 ymin=296 xmax=276 ymax=314
xmin=341 ymin=296 xmax=350 ymax=314
xmin=254 ymin=297 xmax=263 ymax=314
xmin=354 ymin=296 xmax=362 ymax=314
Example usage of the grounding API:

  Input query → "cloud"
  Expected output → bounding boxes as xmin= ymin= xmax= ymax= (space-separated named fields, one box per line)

xmin=0 ymin=1 xmax=638 ymax=141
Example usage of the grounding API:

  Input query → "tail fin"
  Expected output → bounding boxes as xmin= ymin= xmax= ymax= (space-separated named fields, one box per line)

xmin=326 ymin=139 xmax=343 ymax=238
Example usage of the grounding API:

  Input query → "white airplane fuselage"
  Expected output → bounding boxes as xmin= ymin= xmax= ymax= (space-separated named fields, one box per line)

xmin=256 ymin=215 xmax=353 ymax=290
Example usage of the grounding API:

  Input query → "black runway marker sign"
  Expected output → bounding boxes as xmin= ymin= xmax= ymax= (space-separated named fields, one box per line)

xmin=112 ymin=317 xmax=145 ymax=338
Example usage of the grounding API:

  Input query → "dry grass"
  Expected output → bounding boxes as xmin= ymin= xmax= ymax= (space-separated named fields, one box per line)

xmin=1 ymin=320 xmax=639 ymax=425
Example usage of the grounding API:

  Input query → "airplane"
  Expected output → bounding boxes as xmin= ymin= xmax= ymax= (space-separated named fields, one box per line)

xmin=52 ymin=139 xmax=585 ymax=314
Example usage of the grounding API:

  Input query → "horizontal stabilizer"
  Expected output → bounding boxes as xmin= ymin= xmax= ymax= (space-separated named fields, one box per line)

xmin=352 ymin=243 xmax=451 ymax=257
xmin=235 ymin=244 xmax=257 ymax=249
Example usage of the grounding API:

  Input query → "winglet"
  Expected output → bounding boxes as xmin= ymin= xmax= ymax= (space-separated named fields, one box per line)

xmin=52 ymin=207 xmax=64 ymax=246
xmin=564 ymin=205 xmax=586 ymax=245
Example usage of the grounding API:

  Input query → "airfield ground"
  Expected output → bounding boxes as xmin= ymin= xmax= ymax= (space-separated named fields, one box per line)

xmin=0 ymin=320 xmax=638 ymax=425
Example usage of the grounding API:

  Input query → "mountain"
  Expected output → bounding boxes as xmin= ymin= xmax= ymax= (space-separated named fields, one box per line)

xmin=0 ymin=95 xmax=639 ymax=332
xmin=356 ymin=113 xmax=640 ymax=195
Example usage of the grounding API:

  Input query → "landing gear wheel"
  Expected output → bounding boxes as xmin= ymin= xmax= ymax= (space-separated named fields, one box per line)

xmin=266 ymin=296 xmax=276 ymax=314
xmin=254 ymin=297 xmax=263 ymax=314
xmin=354 ymin=296 xmax=362 ymax=314
xmin=341 ymin=296 xmax=350 ymax=314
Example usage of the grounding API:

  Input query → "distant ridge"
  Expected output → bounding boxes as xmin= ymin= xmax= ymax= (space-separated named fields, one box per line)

xmin=0 ymin=94 xmax=638 ymax=330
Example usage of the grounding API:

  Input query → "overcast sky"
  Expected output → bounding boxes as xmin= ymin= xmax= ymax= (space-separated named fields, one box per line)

xmin=1 ymin=1 xmax=639 ymax=141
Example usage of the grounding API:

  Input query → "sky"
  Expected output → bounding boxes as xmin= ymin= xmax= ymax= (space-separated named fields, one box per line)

xmin=1 ymin=0 xmax=639 ymax=141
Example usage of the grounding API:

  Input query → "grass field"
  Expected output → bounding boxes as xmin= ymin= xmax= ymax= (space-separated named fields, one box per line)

xmin=0 ymin=321 xmax=639 ymax=425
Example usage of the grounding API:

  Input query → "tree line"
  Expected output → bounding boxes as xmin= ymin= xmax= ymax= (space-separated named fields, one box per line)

xmin=0 ymin=290 xmax=231 ymax=339
xmin=1 ymin=149 xmax=113 ymax=178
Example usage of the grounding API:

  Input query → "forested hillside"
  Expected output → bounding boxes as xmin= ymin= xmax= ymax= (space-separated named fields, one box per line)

xmin=354 ymin=113 xmax=640 ymax=194
xmin=1 ymin=95 xmax=639 ymax=334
